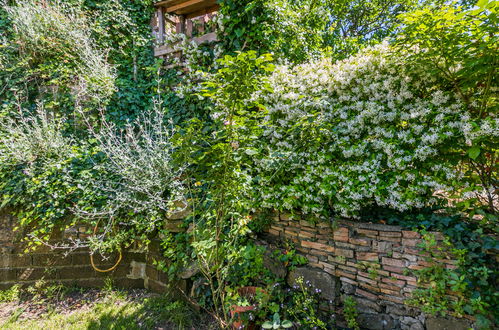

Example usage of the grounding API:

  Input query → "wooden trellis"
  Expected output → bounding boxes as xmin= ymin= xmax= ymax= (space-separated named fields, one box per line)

xmin=152 ymin=0 xmax=219 ymax=58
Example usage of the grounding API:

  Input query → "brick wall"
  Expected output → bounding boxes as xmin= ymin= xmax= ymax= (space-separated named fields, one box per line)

xmin=264 ymin=212 xmax=473 ymax=330
xmin=0 ymin=210 xmax=171 ymax=292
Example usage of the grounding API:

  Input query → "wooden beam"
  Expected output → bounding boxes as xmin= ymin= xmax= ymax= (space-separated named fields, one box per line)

xmin=154 ymin=0 xmax=176 ymax=7
xmin=157 ymin=7 xmax=165 ymax=44
xmin=166 ymin=0 xmax=204 ymax=13
xmin=185 ymin=4 xmax=219 ymax=18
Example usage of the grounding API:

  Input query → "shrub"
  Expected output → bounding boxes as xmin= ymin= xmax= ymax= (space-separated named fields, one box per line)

xmin=251 ymin=38 xmax=496 ymax=218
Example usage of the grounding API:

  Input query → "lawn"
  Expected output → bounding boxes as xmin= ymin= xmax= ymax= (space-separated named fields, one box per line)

xmin=0 ymin=283 xmax=213 ymax=329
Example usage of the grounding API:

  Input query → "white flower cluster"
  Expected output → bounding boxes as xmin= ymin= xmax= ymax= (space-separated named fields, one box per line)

xmin=252 ymin=43 xmax=491 ymax=217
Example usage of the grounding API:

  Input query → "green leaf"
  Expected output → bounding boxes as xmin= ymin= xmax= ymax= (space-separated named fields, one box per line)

xmin=281 ymin=320 xmax=293 ymax=328
xmin=262 ymin=321 xmax=273 ymax=329
xmin=468 ymin=146 xmax=480 ymax=160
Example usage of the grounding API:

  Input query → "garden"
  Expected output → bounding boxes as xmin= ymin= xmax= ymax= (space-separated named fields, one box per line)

xmin=0 ymin=0 xmax=497 ymax=329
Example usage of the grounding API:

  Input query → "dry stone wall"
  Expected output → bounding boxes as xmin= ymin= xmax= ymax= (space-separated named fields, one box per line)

xmin=263 ymin=212 xmax=473 ymax=330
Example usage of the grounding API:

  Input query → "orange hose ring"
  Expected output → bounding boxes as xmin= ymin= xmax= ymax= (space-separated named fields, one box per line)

xmin=90 ymin=222 xmax=123 ymax=273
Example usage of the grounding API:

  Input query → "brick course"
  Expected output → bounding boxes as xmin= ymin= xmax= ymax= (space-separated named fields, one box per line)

xmin=264 ymin=213 xmax=461 ymax=306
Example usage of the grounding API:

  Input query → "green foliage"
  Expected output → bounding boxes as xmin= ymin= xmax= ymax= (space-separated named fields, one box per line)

xmin=262 ymin=312 xmax=293 ymax=329
xmin=0 ymin=285 xmax=20 ymax=303
xmin=388 ymin=212 xmax=498 ymax=326
xmin=343 ymin=296 xmax=360 ymax=330
xmin=218 ymin=0 xmax=425 ymax=63
xmin=396 ymin=1 xmax=498 ymax=216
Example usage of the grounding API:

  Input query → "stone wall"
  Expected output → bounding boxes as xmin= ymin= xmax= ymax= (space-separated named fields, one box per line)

xmin=0 ymin=210 xmax=170 ymax=292
xmin=263 ymin=212 xmax=474 ymax=330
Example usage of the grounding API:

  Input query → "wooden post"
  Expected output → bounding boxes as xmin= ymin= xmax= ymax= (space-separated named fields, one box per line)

xmin=157 ymin=7 xmax=165 ymax=44
xmin=176 ymin=15 xmax=186 ymax=34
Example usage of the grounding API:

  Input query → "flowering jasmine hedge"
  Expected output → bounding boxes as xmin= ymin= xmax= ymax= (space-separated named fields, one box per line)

xmin=251 ymin=43 xmax=497 ymax=217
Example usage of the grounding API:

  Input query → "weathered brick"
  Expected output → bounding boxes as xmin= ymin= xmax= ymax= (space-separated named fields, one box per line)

xmin=308 ymin=262 xmax=324 ymax=269
xmin=335 ymin=248 xmax=354 ymax=258
xmin=336 ymin=270 xmax=356 ymax=279
xmin=356 ymin=252 xmax=379 ymax=261
xmin=356 ymin=288 xmax=378 ymax=300
xmin=306 ymin=254 xmax=319 ymax=263
xmin=357 ymin=275 xmax=377 ymax=286
xmin=382 ymin=278 xmax=405 ymax=287
xmin=328 ymin=255 xmax=346 ymax=264
xmin=340 ymin=276 xmax=357 ymax=285
xmin=319 ymin=262 xmax=335 ymax=275
xmin=338 ymin=264 xmax=358 ymax=273
xmin=349 ymin=237 xmax=371 ymax=246
xmin=380 ymin=288 xmax=401 ymax=296
xmin=299 ymin=220 xmax=315 ymax=228
xmin=402 ymin=238 xmax=420 ymax=247
xmin=379 ymin=236 xmax=401 ymax=243
xmin=382 ymin=257 xmax=406 ymax=268
xmin=270 ymin=225 xmax=284 ymax=232
xmin=284 ymin=229 xmax=299 ymax=237
xmin=418 ymin=260 xmax=434 ymax=267
xmin=301 ymin=240 xmax=335 ymax=253
xmin=268 ymin=229 xmax=280 ymax=236
xmin=391 ymin=273 xmax=417 ymax=282
xmin=382 ymin=265 xmax=405 ymax=274
xmin=333 ymin=227 xmax=349 ymax=242
xmin=358 ymin=282 xmax=381 ymax=293
xmin=356 ymin=229 xmax=378 ymax=237
xmin=377 ymin=270 xmax=390 ymax=277
xmin=383 ymin=295 xmax=405 ymax=304
xmin=374 ymin=241 xmax=393 ymax=253
xmin=298 ymin=230 xmax=315 ymax=239
xmin=402 ymin=231 xmax=420 ymax=239
xmin=335 ymin=242 xmax=358 ymax=249
xmin=408 ymin=264 xmax=425 ymax=270
xmin=379 ymin=231 xmax=402 ymax=238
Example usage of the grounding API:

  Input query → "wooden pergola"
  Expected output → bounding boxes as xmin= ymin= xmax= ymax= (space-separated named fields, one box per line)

xmin=153 ymin=0 xmax=219 ymax=58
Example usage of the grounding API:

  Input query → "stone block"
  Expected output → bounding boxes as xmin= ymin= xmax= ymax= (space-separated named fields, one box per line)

xmin=335 ymin=248 xmax=354 ymax=258
xmin=354 ymin=297 xmax=382 ymax=313
xmin=32 ymin=253 xmax=71 ymax=267
xmin=402 ymin=239 xmax=420 ymax=247
xmin=287 ymin=267 xmax=339 ymax=301
xmin=0 ymin=268 xmax=17 ymax=282
xmin=263 ymin=250 xmax=287 ymax=279
xmin=379 ymin=231 xmax=402 ymax=237
xmin=382 ymin=257 xmax=407 ymax=268
xmin=356 ymin=252 xmax=379 ymax=261
xmin=301 ymin=240 xmax=335 ymax=253
xmin=374 ymin=241 xmax=393 ymax=253
xmin=349 ymin=237 xmax=371 ymax=246
xmin=402 ymin=231 xmax=421 ymax=239
xmin=58 ymin=266 xmax=95 ymax=280
xmin=333 ymin=227 xmax=349 ymax=242
xmin=336 ymin=269 xmax=356 ymax=280
xmin=355 ymin=287 xmax=378 ymax=300
xmin=0 ymin=254 xmax=32 ymax=268
xmin=356 ymin=229 xmax=378 ymax=238
xmin=426 ymin=317 xmax=471 ymax=330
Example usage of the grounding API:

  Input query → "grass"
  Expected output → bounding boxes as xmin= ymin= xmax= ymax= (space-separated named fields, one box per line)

xmin=0 ymin=284 xmax=213 ymax=330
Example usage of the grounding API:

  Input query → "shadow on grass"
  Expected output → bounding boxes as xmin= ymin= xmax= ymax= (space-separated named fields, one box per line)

xmin=85 ymin=294 xmax=211 ymax=330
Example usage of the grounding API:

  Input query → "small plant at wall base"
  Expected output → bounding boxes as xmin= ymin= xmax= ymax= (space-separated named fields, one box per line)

xmin=343 ymin=296 xmax=360 ymax=330
xmin=404 ymin=226 xmax=496 ymax=328
xmin=262 ymin=312 xmax=293 ymax=329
